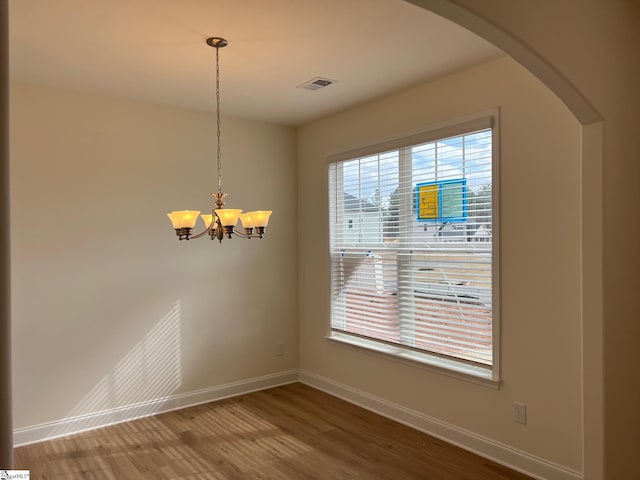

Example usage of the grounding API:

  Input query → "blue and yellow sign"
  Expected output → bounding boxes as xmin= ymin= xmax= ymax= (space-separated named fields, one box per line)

xmin=416 ymin=179 xmax=467 ymax=222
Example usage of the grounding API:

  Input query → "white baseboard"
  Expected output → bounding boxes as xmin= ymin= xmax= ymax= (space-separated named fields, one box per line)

xmin=15 ymin=368 xmax=584 ymax=480
xmin=14 ymin=370 xmax=299 ymax=447
xmin=299 ymin=370 xmax=583 ymax=480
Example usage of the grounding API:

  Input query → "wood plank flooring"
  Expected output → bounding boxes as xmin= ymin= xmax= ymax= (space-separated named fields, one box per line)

xmin=14 ymin=383 xmax=533 ymax=479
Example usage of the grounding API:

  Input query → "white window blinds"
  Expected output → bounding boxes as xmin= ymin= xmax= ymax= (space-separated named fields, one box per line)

xmin=328 ymin=120 xmax=496 ymax=369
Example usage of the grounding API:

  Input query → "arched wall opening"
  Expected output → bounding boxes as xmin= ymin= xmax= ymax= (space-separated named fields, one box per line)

xmin=404 ymin=1 xmax=604 ymax=478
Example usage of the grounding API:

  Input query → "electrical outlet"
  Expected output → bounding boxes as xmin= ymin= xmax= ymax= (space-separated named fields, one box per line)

xmin=276 ymin=342 xmax=284 ymax=356
xmin=514 ymin=402 xmax=527 ymax=425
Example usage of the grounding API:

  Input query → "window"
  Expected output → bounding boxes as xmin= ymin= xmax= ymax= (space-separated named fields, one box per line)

xmin=327 ymin=114 xmax=498 ymax=382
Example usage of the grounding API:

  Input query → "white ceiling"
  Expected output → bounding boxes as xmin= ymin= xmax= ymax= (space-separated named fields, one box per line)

xmin=8 ymin=0 xmax=503 ymax=126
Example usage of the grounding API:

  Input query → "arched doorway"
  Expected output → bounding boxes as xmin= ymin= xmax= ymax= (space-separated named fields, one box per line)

xmin=403 ymin=1 xmax=604 ymax=478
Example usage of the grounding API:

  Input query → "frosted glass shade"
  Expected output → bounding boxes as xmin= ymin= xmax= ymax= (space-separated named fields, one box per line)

xmin=201 ymin=214 xmax=214 ymax=229
xmin=239 ymin=213 xmax=255 ymax=229
xmin=247 ymin=210 xmax=272 ymax=227
xmin=215 ymin=208 xmax=242 ymax=227
xmin=167 ymin=210 xmax=201 ymax=229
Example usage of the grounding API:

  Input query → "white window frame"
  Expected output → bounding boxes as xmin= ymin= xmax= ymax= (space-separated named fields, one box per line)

xmin=326 ymin=110 xmax=501 ymax=387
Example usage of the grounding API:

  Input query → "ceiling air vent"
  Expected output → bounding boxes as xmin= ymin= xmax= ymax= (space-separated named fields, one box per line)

xmin=297 ymin=76 xmax=338 ymax=91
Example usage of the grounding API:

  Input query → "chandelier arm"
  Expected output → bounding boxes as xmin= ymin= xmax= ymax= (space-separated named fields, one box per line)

xmin=232 ymin=229 xmax=263 ymax=239
xmin=188 ymin=227 xmax=214 ymax=240
xmin=190 ymin=208 xmax=222 ymax=240
xmin=232 ymin=230 xmax=251 ymax=239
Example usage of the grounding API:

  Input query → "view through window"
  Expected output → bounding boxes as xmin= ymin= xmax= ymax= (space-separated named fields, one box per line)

xmin=328 ymin=122 xmax=496 ymax=372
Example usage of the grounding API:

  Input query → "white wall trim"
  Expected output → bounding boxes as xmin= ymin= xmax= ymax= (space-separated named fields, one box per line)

xmin=15 ymin=369 xmax=584 ymax=480
xmin=13 ymin=370 xmax=298 ymax=447
xmin=299 ymin=370 xmax=583 ymax=480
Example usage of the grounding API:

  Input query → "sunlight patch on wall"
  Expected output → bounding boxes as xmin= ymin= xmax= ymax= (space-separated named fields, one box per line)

xmin=50 ymin=300 xmax=183 ymax=437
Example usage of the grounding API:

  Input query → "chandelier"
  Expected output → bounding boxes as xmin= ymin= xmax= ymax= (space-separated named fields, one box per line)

xmin=167 ymin=37 xmax=272 ymax=242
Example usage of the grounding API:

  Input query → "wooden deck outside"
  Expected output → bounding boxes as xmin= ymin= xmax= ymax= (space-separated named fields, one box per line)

xmin=343 ymin=290 xmax=492 ymax=363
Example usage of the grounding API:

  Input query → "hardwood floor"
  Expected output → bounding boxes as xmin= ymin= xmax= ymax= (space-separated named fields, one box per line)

xmin=14 ymin=383 xmax=533 ymax=479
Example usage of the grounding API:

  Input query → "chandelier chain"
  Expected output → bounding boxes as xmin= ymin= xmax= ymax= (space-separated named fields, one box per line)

xmin=216 ymin=45 xmax=222 ymax=193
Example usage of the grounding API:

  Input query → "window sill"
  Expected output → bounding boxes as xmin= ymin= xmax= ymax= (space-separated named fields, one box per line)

xmin=327 ymin=332 xmax=501 ymax=389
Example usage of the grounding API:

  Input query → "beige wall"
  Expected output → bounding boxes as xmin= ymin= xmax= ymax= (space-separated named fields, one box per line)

xmin=297 ymin=57 xmax=583 ymax=469
xmin=9 ymin=83 xmax=298 ymax=431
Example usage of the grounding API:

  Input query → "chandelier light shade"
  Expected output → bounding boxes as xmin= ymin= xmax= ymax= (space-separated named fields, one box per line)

xmin=167 ymin=210 xmax=200 ymax=230
xmin=167 ymin=37 xmax=272 ymax=243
